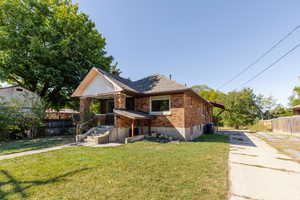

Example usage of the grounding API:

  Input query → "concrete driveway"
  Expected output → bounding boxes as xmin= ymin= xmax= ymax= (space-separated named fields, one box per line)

xmin=222 ymin=131 xmax=300 ymax=200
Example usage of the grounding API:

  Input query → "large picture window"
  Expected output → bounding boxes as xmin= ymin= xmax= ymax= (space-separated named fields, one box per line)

xmin=150 ymin=96 xmax=170 ymax=115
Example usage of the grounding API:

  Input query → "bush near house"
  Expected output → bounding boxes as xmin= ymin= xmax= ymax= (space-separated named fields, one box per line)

xmin=0 ymin=96 xmax=46 ymax=141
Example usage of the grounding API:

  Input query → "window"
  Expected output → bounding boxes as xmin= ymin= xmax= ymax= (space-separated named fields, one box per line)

xmin=16 ymin=88 xmax=23 ymax=92
xmin=90 ymin=100 xmax=101 ymax=114
xmin=126 ymin=97 xmax=135 ymax=110
xmin=150 ymin=96 xmax=170 ymax=115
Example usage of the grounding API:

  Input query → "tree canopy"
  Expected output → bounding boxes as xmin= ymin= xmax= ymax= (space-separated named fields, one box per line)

xmin=194 ymin=85 xmax=283 ymax=128
xmin=0 ymin=0 xmax=113 ymax=109
xmin=220 ymin=88 xmax=261 ymax=128
xmin=289 ymin=78 xmax=300 ymax=106
xmin=192 ymin=85 xmax=223 ymax=101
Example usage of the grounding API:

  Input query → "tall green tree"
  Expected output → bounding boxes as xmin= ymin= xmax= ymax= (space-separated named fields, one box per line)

xmin=289 ymin=82 xmax=300 ymax=106
xmin=256 ymin=94 xmax=277 ymax=120
xmin=192 ymin=85 xmax=222 ymax=101
xmin=0 ymin=0 xmax=113 ymax=109
xmin=220 ymin=88 xmax=261 ymax=128
xmin=271 ymin=104 xmax=293 ymax=118
xmin=193 ymin=84 xmax=284 ymax=127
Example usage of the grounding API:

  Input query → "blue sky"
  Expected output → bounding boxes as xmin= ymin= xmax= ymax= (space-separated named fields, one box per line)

xmin=73 ymin=0 xmax=300 ymax=105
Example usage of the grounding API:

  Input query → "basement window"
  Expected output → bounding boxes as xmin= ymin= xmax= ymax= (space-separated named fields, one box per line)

xmin=150 ymin=96 xmax=171 ymax=115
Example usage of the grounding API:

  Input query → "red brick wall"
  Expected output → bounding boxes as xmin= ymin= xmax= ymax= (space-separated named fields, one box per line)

xmin=184 ymin=92 xmax=212 ymax=128
xmin=135 ymin=94 xmax=185 ymax=128
xmin=135 ymin=97 xmax=149 ymax=113
xmin=115 ymin=92 xmax=212 ymax=129
xmin=80 ymin=97 xmax=92 ymax=121
xmin=114 ymin=93 xmax=126 ymax=109
xmin=116 ymin=116 xmax=132 ymax=128
xmin=114 ymin=92 xmax=128 ymax=128
xmin=114 ymin=92 xmax=150 ymax=129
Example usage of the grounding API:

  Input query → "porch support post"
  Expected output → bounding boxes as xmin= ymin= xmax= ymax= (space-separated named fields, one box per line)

xmin=80 ymin=97 xmax=92 ymax=121
xmin=114 ymin=92 xmax=126 ymax=109
xmin=141 ymin=120 xmax=144 ymax=135
xmin=131 ymin=119 xmax=135 ymax=137
xmin=148 ymin=119 xmax=151 ymax=136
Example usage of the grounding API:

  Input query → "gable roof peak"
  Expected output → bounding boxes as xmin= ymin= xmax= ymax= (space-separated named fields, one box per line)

xmin=94 ymin=67 xmax=189 ymax=94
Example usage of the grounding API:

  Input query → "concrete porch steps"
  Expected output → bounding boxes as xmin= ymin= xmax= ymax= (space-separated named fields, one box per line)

xmin=76 ymin=126 xmax=114 ymax=145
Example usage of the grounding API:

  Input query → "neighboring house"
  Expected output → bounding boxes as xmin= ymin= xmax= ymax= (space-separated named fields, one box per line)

xmin=293 ymin=105 xmax=300 ymax=115
xmin=46 ymin=108 xmax=79 ymax=120
xmin=0 ymin=85 xmax=38 ymax=111
xmin=72 ymin=67 xmax=222 ymax=141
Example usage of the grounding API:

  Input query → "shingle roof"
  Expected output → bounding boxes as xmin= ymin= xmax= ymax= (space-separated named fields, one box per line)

xmin=96 ymin=68 xmax=138 ymax=93
xmin=133 ymin=74 xmax=188 ymax=93
xmin=96 ymin=68 xmax=188 ymax=94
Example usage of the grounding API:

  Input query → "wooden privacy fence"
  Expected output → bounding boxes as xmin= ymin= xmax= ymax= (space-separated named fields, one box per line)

xmin=260 ymin=116 xmax=300 ymax=136
xmin=259 ymin=120 xmax=272 ymax=130
xmin=43 ymin=119 xmax=75 ymax=136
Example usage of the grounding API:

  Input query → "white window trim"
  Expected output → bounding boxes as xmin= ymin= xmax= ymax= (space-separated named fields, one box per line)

xmin=149 ymin=95 xmax=171 ymax=115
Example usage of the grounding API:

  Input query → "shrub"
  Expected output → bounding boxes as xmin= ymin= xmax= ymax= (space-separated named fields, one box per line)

xmin=0 ymin=93 xmax=46 ymax=139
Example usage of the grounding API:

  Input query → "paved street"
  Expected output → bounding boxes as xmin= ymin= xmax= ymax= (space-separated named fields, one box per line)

xmin=222 ymin=131 xmax=300 ymax=200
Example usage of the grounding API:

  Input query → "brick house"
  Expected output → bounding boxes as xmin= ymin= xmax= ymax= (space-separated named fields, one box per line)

xmin=72 ymin=67 xmax=221 ymax=142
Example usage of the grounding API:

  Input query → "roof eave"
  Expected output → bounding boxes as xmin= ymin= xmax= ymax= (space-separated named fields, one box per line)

xmin=135 ymin=89 xmax=190 ymax=97
xmin=208 ymin=100 xmax=225 ymax=109
xmin=71 ymin=67 xmax=124 ymax=98
xmin=114 ymin=108 xmax=154 ymax=120
xmin=186 ymin=88 xmax=213 ymax=106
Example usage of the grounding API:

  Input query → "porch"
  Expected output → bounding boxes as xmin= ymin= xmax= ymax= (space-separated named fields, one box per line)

xmin=114 ymin=108 xmax=153 ymax=137
xmin=79 ymin=94 xmax=116 ymax=127
xmin=78 ymin=92 xmax=154 ymax=143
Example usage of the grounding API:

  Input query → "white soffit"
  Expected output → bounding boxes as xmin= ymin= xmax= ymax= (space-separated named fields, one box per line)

xmin=82 ymin=74 xmax=117 ymax=96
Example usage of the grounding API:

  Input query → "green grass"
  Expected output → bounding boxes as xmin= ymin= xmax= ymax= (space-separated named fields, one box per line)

xmin=0 ymin=134 xmax=229 ymax=200
xmin=0 ymin=136 xmax=74 ymax=156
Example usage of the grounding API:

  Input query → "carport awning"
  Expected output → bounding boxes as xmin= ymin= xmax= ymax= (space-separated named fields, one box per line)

xmin=209 ymin=101 xmax=225 ymax=109
xmin=113 ymin=109 xmax=154 ymax=120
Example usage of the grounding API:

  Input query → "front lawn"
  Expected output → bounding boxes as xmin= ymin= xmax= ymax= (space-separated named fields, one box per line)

xmin=0 ymin=134 xmax=229 ymax=200
xmin=0 ymin=136 xmax=74 ymax=156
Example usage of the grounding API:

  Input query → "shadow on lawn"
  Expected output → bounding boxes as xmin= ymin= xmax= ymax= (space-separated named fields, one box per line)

xmin=0 ymin=168 xmax=89 ymax=199
xmin=0 ymin=137 xmax=74 ymax=155
xmin=218 ymin=130 xmax=257 ymax=147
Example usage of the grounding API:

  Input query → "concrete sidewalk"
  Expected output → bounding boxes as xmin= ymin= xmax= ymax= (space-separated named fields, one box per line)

xmin=0 ymin=144 xmax=73 ymax=160
xmin=0 ymin=142 xmax=123 ymax=161
xmin=224 ymin=131 xmax=300 ymax=200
